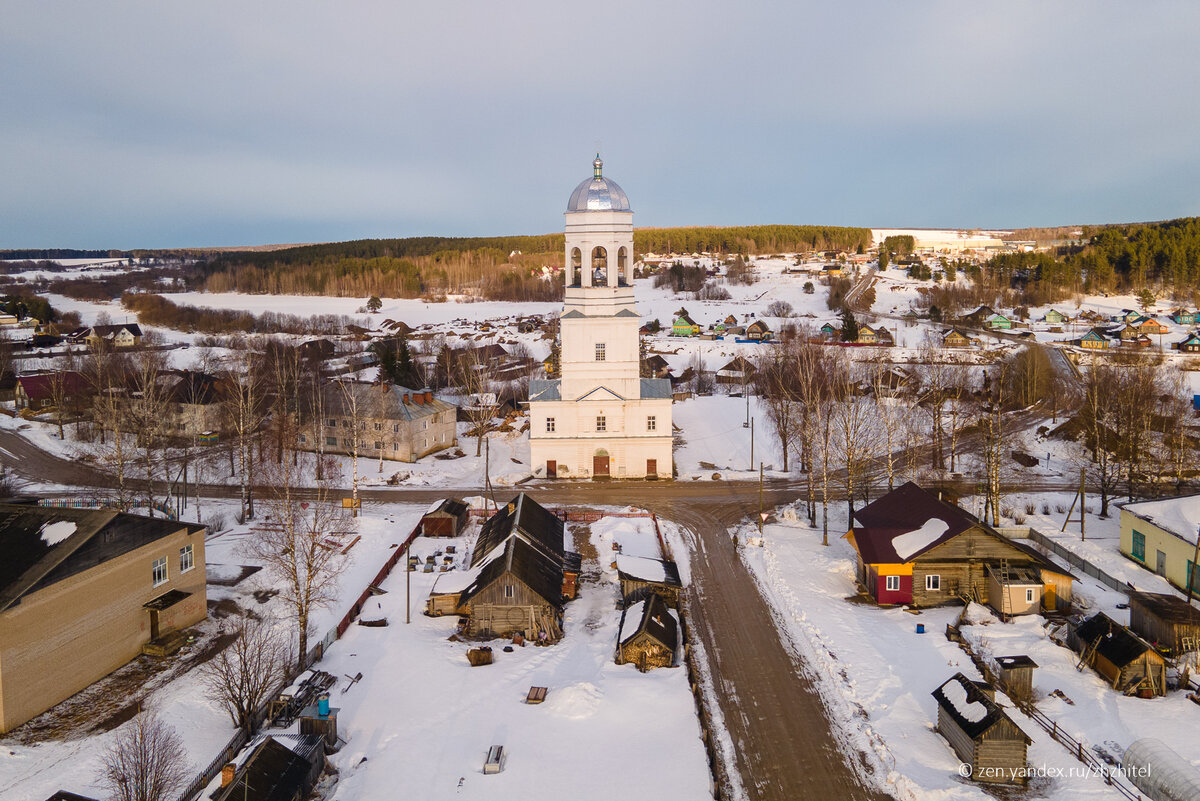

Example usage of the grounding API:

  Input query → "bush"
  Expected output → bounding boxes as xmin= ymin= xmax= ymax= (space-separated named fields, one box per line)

xmin=765 ymin=300 xmax=794 ymax=317
xmin=698 ymin=283 xmax=731 ymax=300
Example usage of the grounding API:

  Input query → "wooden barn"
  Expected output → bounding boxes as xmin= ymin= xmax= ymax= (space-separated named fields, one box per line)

xmin=932 ymin=673 xmax=1031 ymax=785
xmin=213 ymin=735 xmax=325 ymax=801
xmin=844 ymin=482 xmax=1073 ymax=610
xmin=616 ymin=593 xmax=678 ymax=671
xmin=420 ymin=498 xmax=470 ymax=537
xmin=458 ymin=537 xmax=565 ymax=642
xmin=616 ymin=554 xmax=683 ymax=608
xmin=1127 ymin=591 xmax=1200 ymax=657
xmin=1073 ymin=612 xmax=1168 ymax=696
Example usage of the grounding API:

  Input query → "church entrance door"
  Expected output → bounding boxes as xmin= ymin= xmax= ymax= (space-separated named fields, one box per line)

xmin=646 ymin=459 xmax=657 ymax=479
xmin=592 ymin=451 xmax=610 ymax=478
xmin=546 ymin=460 xmax=557 ymax=478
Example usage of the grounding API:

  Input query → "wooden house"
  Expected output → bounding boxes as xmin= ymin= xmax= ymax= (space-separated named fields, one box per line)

xmin=932 ymin=673 xmax=1030 ymax=784
xmin=856 ymin=325 xmax=878 ymax=344
xmin=66 ymin=323 xmax=143 ymax=350
xmin=957 ymin=305 xmax=995 ymax=327
xmin=1171 ymin=309 xmax=1198 ymax=325
xmin=642 ymin=354 xmax=671 ymax=379
xmin=616 ymin=594 xmax=678 ymax=671
xmin=1078 ymin=328 xmax=1109 ymax=350
xmin=942 ymin=328 xmax=971 ymax=348
xmin=819 ymin=322 xmax=840 ymax=341
xmin=1175 ymin=333 xmax=1200 ymax=353
xmin=447 ymin=494 xmax=570 ymax=642
xmin=1073 ymin=612 xmax=1168 ymax=696
xmin=746 ymin=320 xmax=772 ymax=341
xmin=672 ymin=314 xmax=700 ymax=337
xmin=1135 ymin=317 xmax=1170 ymax=336
xmin=715 ymin=356 xmax=756 ymax=386
xmin=1120 ymin=309 xmax=1145 ymax=324
xmin=723 ymin=314 xmax=738 ymax=327
xmin=993 ymin=656 xmax=1037 ymax=704
xmin=14 ymin=372 xmax=87 ymax=412
xmin=420 ymin=498 xmax=470 ymax=537
xmin=843 ymin=482 xmax=1073 ymax=610
xmin=616 ymin=554 xmax=683 ymax=608
xmin=213 ymin=735 xmax=325 ymax=801
xmin=985 ymin=562 xmax=1045 ymax=617
xmin=985 ymin=313 xmax=1013 ymax=330
xmin=1043 ymin=309 xmax=1068 ymax=324
xmin=874 ymin=327 xmax=894 ymax=346
xmin=1127 ymin=590 xmax=1200 ymax=656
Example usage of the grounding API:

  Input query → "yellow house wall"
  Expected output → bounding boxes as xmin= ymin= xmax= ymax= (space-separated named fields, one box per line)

xmin=1121 ymin=510 xmax=1198 ymax=592
xmin=0 ymin=527 xmax=206 ymax=733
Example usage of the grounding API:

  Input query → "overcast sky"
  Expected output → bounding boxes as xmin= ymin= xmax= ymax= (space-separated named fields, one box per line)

xmin=3 ymin=2 xmax=1199 ymax=249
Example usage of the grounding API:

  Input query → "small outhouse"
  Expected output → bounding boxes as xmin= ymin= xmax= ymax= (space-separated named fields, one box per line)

xmin=932 ymin=673 xmax=1031 ymax=785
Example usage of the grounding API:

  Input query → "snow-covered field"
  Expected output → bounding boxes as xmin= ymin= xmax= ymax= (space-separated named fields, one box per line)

xmin=737 ymin=500 xmax=1200 ymax=801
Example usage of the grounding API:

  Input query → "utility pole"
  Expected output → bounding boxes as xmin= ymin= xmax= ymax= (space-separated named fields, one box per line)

xmin=406 ymin=541 xmax=411 ymax=624
xmin=750 ymin=417 xmax=754 ymax=471
xmin=758 ymin=462 xmax=764 ymax=535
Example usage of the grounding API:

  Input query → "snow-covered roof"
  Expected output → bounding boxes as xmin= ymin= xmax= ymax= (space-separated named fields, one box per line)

xmin=892 ymin=519 xmax=950 ymax=561
xmin=615 ymin=554 xmax=682 ymax=586
xmin=1122 ymin=495 xmax=1200 ymax=546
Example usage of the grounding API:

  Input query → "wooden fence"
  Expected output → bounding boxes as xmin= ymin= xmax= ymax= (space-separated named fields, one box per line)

xmin=998 ymin=527 xmax=1131 ymax=595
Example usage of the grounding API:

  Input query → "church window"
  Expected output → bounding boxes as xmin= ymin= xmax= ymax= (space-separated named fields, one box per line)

xmin=595 ymin=343 xmax=605 ymax=361
xmin=596 ymin=416 xmax=606 ymax=432
xmin=546 ymin=417 xmax=556 ymax=432
xmin=647 ymin=415 xmax=656 ymax=431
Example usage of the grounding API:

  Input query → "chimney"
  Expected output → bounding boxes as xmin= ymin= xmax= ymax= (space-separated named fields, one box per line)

xmin=402 ymin=392 xmax=410 ymax=404
xmin=424 ymin=390 xmax=433 ymax=403
xmin=414 ymin=393 xmax=424 ymax=405
xmin=220 ymin=763 xmax=236 ymax=788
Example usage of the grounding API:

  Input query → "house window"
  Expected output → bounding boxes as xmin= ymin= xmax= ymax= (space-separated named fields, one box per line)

xmin=343 ymin=438 xmax=352 ymax=447
xmin=885 ymin=575 xmax=900 ymax=592
xmin=423 ymin=420 xmax=428 ymax=430
xmin=393 ymin=443 xmax=399 ymax=451
xmin=546 ymin=417 xmax=556 ymax=433
xmin=595 ymin=343 xmax=606 ymax=361
xmin=298 ymin=434 xmax=307 ymax=443
xmin=647 ymin=415 xmax=656 ymax=431
xmin=596 ymin=416 xmax=606 ymax=432
xmin=394 ymin=424 xmax=400 ymax=432
xmin=341 ymin=420 xmax=349 ymax=428
xmin=1025 ymin=588 xmax=1035 ymax=603
xmin=374 ymin=441 xmax=383 ymax=450
xmin=504 ymin=584 xmax=515 ymax=598
xmin=180 ymin=544 xmax=194 ymax=573
xmin=374 ymin=422 xmax=383 ymax=431
xmin=1131 ymin=529 xmax=1146 ymax=561
xmin=1188 ymin=561 xmax=1200 ymax=593
xmin=925 ymin=574 xmax=940 ymax=591
xmin=327 ymin=419 xmax=336 ymax=427
xmin=152 ymin=557 xmax=168 ymax=587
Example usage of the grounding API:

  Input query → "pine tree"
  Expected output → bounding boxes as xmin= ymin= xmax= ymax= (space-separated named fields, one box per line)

xmin=839 ymin=307 xmax=859 ymax=342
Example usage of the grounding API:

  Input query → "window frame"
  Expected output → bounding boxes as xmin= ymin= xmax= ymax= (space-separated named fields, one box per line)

xmin=1131 ymin=529 xmax=1146 ymax=561
xmin=152 ymin=556 xmax=168 ymax=588
xmin=885 ymin=575 xmax=900 ymax=592
xmin=925 ymin=574 xmax=940 ymax=591
xmin=595 ymin=343 xmax=606 ymax=361
xmin=179 ymin=544 xmax=194 ymax=574
xmin=1025 ymin=588 xmax=1035 ymax=603
xmin=546 ymin=417 xmax=556 ymax=433
xmin=596 ymin=415 xmax=606 ymax=432
xmin=647 ymin=415 xmax=656 ymax=431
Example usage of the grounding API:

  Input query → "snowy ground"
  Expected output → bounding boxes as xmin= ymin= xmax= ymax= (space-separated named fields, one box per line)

xmin=737 ymin=500 xmax=1199 ymax=801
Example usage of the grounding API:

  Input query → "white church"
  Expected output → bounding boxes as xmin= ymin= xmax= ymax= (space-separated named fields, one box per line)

xmin=528 ymin=157 xmax=673 ymax=479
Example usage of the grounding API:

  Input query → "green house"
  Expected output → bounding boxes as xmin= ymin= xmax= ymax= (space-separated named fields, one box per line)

xmin=672 ymin=315 xmax=699 ymax=337
xmin=986 ymin=313 xmax=1013 ymax=330
xmin=1044 ymin=309 xmax=1067 ymax=324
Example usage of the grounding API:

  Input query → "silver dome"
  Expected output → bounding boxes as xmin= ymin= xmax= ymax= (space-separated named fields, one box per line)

xmin=565 ymin=155 xmax=631 ymax=212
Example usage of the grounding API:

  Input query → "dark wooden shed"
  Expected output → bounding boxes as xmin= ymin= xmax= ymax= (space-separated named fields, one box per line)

xmin=1073 ymin=612 xmax=1168 ymax=696
xmin=1128 ymin=590 xmax=1200 ymax=656
xmin=617 ymin=594 xmax=678 ymax=671
xmin=421 ymin=498 xmax=470 ymax=537
xmin=213 ymin=735 xmax=325 ymax=801
xmin=932 ymin=673 xmax=1030 ymax=785
xmin=994 ymin=655 xmax=1037 ymax=704
xmin=616 ymin=554 xmax=683 ymax=608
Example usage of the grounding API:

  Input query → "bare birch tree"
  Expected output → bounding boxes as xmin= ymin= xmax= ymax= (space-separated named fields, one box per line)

xmin=247 ymin=458 xmax=347 ymax=670
xmin=98 ymin=708 xmax=190 ymax=801
xmin=754 ymin=342 xmax=803 ymax=473
xmin=454 ymin=349 xmax=496 ymax=457
xmin=199 ymin=612 xmax=290 ymax=734
xmin=221 ymin=349 xmax=268 ymax=521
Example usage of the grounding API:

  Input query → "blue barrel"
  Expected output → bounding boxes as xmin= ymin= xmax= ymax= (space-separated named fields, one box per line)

xmin=317 ymin=694 xmax=330 ymax=716
xmin=915 ymin=623 xmax=925 ymax=634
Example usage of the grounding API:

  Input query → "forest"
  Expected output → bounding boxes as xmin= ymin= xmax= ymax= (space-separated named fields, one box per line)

xmin=198 ymin=225 xmax=872 ymax=299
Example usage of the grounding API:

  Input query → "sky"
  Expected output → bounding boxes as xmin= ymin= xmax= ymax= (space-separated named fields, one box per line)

xmin=3 ymin=1 xmax=1200 ymax=250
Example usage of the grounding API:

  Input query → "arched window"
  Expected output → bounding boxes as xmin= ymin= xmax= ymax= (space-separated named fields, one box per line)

xmin=570 ymin=247 xmax=582 ymax=286
xmin=591 ymin=246 xmax=608 ymax=286
xmin=617 ymin=247 xmax=628 ymax=284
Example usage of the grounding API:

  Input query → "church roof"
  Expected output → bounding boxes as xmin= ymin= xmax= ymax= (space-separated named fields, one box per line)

xmin=566 ymin=155 xmax=631 ymax=212
xmin=529 ymin=379 xmax=561 ymax=401
xmin=640 ymin=378 xmax=672 ymax=399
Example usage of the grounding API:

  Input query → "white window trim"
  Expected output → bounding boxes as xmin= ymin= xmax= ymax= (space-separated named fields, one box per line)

xmin=179 ymin=544 xmax=194 ymax=574
xmin=152 ymin=556 xmax=168 ymax=588
xmin=925 ymin=574 xmax=940 ymax=591
xmin=885 ymin=575 xmax=900 ymax=592
xmin=1025 ymin=588 xmax=1035 ymax=603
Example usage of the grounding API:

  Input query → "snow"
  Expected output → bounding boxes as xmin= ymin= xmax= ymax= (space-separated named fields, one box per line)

xmin=891 ymin=518 xmax=949 ymax=561
xmin=940 ymin=676 xmax=987 ymax=723
xmin=38 ymin=520 xmax=77 ymax=546
xmin=1121 ymin=496 xmax=1200 ymax=546
xmin=615 ymin=554 xmax=668 ymax=582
